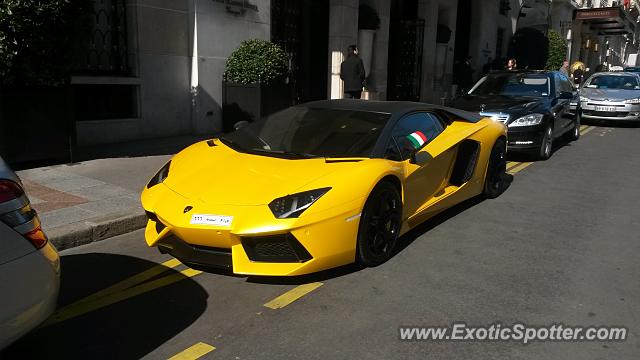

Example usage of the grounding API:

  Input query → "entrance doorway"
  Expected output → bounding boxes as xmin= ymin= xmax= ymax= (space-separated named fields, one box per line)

xmin=453 ymin=0 xmax=471 ymax=64
xmin=387 ymin=0 xmax=424 ymax=101
xmin=271 ymin=0 xmax=329 ymax=104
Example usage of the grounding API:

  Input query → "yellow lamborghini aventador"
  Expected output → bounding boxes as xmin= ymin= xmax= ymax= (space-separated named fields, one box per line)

xmin=141 ymin=100 xmax=507 ymax=276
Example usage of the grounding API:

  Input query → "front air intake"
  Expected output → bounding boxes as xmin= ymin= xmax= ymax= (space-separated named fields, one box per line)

xmin=241 ymin=233 xmax=312 ymax=263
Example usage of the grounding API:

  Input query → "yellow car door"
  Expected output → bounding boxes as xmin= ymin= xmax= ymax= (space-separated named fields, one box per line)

xmin=385 ymin=112 xmax=453 ymax=220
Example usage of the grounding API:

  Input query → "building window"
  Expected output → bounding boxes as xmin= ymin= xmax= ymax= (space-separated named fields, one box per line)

xmin=75 ymin=0 xmax=129 ymax=76
xmin=73 ymin=85 xmax=138 ymax=121
xmin=496 ymin=28 xmax=505 ymax=59
xmin=499 ymin=0 xmax=511 ymax=15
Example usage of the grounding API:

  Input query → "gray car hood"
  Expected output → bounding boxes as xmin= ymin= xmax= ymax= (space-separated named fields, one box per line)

xmin=581 ymin=87 xmax=640 ymax=101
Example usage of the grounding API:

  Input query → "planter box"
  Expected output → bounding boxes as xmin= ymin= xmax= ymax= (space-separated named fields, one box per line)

xmin=0 ymin=86 xmax=75 ymax=166
xmin=222 ymin=82 xmax=292 ymax=132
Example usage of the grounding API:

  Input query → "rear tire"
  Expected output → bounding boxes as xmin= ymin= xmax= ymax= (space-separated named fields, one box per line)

xmin=356 ymin=181 xmax=402 ymax=267
xmin=483 ymin=138 xmax=507 ymax=199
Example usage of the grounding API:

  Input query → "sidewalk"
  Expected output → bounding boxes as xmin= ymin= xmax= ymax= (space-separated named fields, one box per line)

xmin=16 ymin=135 xmax=209 ymax=250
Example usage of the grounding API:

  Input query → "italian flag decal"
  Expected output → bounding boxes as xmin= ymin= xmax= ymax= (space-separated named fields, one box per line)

xmin=406 ymin=131 xmax=427 ymax=149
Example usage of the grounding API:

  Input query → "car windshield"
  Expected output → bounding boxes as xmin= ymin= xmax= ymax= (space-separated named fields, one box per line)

xmin=219 ymin=106 xmax=391 ymax=159
xmin=468 ymin=73 xmax=550 ymax=97
xmin=585 ymin=75 xmax=639 ymax=90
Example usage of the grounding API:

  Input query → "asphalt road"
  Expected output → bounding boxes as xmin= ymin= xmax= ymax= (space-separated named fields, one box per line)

xmin=3 ymin=124 xmax=640 ymax=360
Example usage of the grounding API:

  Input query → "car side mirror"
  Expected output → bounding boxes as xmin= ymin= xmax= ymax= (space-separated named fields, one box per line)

xmin=409 ymin=149 xmax=417 ymax=164
xmin=559 ymin=91 xmax=574 ymax=100
xmin=409 ymin=150 xmax=433 ymax=165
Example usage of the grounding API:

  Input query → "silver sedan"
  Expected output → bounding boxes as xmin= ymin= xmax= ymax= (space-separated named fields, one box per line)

xmin=579 ymin=72 xmax=640 ymax=122
xmin=0 ymin=157 xmax=60 ymax=350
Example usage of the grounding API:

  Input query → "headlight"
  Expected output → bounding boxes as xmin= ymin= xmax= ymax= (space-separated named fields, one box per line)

xmin=146 ymin=161 xmax=171 ymax=188
xmin=508 ymin=113 xmax=544 ymax=127
xmin=625 ymin=98 xmax=640 ymax=104
xmin=268 ymin=188 xmax=331 ymax=219
xmin=580 ymin=96 xmax=589 ymax=102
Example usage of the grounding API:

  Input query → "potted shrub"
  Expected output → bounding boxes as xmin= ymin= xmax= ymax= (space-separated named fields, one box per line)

xmin=357 ymin=4 xmax=381 ymax=81
xmin=223 ymin=39 xmax=291 ymax=132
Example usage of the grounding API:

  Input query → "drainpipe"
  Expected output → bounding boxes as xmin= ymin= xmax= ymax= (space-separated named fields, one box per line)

xmin=190 ymin=0 xmax=199 ymax=132
xmin=566 ymin=29 xmax=573 ymax=63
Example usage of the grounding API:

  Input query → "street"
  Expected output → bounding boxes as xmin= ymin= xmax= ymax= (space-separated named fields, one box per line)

xmin=3 ymin=124 xmax=639 ymax=359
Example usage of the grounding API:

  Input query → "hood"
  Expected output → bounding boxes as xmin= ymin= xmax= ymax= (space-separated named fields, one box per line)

xmin=448 ymin=95 xmax=544 ymax=113
xmin=580 ymin=87 xmax=640 ymax=101
xmin=162 ymin=141 xmax=351 ymax=206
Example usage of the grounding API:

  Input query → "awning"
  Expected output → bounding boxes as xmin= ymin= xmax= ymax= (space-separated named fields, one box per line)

xmin=575 ymin=7 xmax=636 ymax=35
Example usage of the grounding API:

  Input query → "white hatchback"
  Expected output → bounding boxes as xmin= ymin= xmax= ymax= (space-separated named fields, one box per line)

xmin=0 ymin=157 xmax=60 ymax=350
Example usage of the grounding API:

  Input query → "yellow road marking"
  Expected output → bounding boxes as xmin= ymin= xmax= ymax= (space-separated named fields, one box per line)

xmin=508 ymin=162 xmax=533 ymax=175
xmin=44 ymin=266 xmax=202 ymax=326
xmin=580 ymin=125 xmax=588 ymax=131
xmin=264 ymin=282 xmax=323 ymax=309
xmin=168 ymin=342 xmax=216 ymax=360
xmin=581 ymin=126 xmax=595 ymax=135
xmin=506 ymin=161 xmax=521 ymax=171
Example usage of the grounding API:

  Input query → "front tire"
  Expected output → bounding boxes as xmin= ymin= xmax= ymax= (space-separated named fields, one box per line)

xmin=565 ymin=112 xmax=581 ymax=142
xmin=483 ymin=138 xmax=507 ymax=199
xmin=538 ymin=123 xmax=553 ymax=160
xmin=356 ymin=181 xmax=402 ymax=267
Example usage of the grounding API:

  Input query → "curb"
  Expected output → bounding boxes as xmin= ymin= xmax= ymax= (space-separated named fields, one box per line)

xmin=47 ymin=212 xmax=147 ymax=251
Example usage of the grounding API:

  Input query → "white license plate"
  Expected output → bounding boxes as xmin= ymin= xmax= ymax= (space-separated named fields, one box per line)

xmin=190 ymin=214 xmax=233 ymax=226
xmin=594 ymin=106 xmax=617 ymax=112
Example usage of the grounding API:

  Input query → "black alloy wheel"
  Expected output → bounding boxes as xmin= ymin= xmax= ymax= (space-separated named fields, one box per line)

xmin=356 ymin=181 xmax=402 ymax=267
xmin=483 ymin=138 xmax=507 ymax=199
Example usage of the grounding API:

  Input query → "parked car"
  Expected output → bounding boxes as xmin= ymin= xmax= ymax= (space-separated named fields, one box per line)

xmin=579 ymin=72 xmax=640 ymax=123
xmin=0 ymin=157 xmax=60 ymax=350
xmin=448 ymin=70 xmax=581 ymax=160
xmin=141 ymin=100 xmax=507 ymax=276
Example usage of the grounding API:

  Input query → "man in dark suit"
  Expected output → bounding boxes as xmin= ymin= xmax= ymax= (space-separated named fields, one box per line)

xmin=340 ymin=45 xmax=366 ymax=99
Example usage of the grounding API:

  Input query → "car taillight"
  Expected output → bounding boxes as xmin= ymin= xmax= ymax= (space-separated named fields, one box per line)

xmin=0 ymin=179 xmax=24 ymax=202
xmin=23 ymin=226 xmax=48 ymax=249
xmin=0 ymin=179 xmax=48 ymax=249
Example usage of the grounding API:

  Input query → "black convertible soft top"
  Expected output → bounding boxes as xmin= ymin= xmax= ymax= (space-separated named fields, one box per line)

xmin=303 ymin=99 xmax=482 ymax=123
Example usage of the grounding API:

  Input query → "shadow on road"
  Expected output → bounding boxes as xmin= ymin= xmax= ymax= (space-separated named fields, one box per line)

xmin=582 ymin=119 xmax=640 ymax=128
xmin=2 ymin=253 xmax=208 ymax=360
xmin=506 ymin=138 xmax=575 ymax=162
xmin=508 ymin=122 xmax=640 ymax=164
xmin=395 ymin=195 xmax=486 ymax=256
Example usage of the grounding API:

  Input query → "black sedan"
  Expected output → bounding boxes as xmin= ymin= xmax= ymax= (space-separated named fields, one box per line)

xmin=448 ymin=70 xmax=581 ymax=160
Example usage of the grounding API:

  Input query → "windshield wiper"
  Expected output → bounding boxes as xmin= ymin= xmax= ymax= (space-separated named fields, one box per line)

xmin=217 ymin=135 xmax=233 ymax=145
xmin=249 ymin=148 xmax=320 ymax=159
xmin=324 ymin=158 xmax=365 ymax=163
xmin=217 ymin=136 xmax=247 ymax=151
